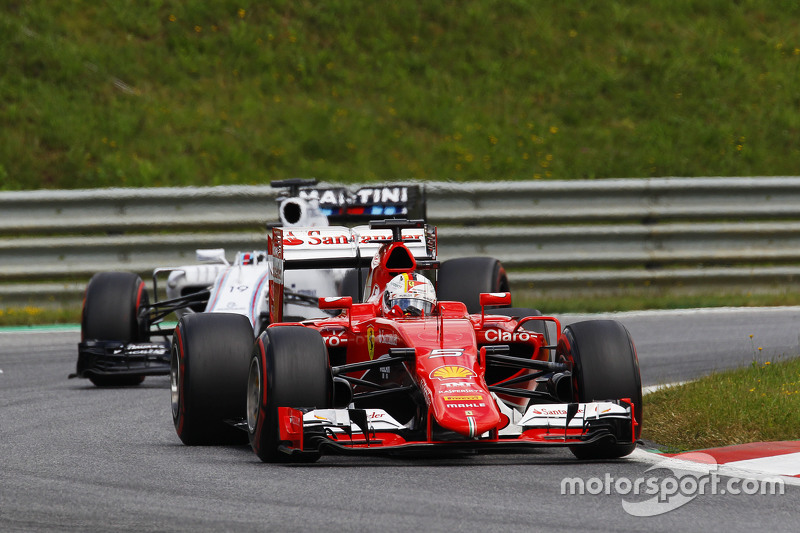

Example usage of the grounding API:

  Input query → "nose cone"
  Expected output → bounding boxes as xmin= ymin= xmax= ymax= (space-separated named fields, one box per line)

xmin=406 ymin=319 xmax=501 ymax=439
xmin=428 ymin=378 xmax=502 ymax=438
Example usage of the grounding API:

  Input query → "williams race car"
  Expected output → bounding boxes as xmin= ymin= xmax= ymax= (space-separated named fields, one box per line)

xmin=171 ymin=219 xmax=642 ymax=461
xmin=72 ymin=182 xmax=509 ymax=387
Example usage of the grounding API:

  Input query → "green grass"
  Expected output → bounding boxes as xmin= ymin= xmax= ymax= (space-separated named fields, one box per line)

xmin=0 ymin=305 xmax=79 ymax=327
xmin=4 ymin=1 xmax=800 ymax=190
xmin=644 ymin=357 xmax=800 ymax=452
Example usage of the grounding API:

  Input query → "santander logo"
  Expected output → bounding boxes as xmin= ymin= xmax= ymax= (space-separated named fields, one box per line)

xmin=283 ymin=232 xmax=303 ymax=246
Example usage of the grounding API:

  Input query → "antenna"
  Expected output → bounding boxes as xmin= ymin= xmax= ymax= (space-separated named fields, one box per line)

xmin=270 ymin=178 xmax=319 ymax=198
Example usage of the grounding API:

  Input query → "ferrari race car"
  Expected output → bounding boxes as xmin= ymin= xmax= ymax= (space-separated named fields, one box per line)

xmin=71 ymin=182 xmax=508 ymax=387
xmin=171 ymin=219 xmax=642 ymax=462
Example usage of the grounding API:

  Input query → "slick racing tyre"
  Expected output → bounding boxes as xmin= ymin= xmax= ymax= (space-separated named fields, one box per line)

xmin=340 ymin=267 xmax=369 ymax=302
xmin=437 ymin=257 xmax=510 ymax=314
xmin=559 ymin=320 xmax=642 ymax=460
xmin=248 ymin=326 xmax=332 ymax=463
xmin=171 ymin=313 xmax=254 ymax=445
xmin=81 ymin=271 xmax=150 ymax=387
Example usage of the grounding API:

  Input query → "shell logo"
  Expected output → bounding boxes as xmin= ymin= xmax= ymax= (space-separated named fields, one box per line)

xmin=429 ymin=365 xmax=476 ymax=381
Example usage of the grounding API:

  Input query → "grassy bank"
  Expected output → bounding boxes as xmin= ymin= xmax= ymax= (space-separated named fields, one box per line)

xmin=643 ymin=357 xmax=800 ymax=452
xmin=3 ymin=1 xmax=800 ymax=190
xmin=0 ymin=306 xmax=79 ymax=328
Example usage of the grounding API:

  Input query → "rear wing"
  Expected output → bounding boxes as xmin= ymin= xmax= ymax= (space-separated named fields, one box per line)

xmin=267 ymin=223 xmax=436 ymax=322
xmin=278 ymin=183 xmax=426 ymax=223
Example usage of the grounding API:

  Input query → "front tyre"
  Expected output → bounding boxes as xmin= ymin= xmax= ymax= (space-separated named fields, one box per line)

xmin=81 ymin=271 xmax=150 ymax=387
xmin=559 ymin=320 xmax=642 ymax=460
xmin=248 ymin=326 xmax=332 ymax=463
xmin=171 ymin=313 xmax=254 ymax=445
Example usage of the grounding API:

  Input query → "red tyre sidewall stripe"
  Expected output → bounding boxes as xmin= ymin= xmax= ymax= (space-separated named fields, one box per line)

xmin=253 ymin=337 xmax=268 ymax=452
xmin=135 ymin=281 xmax=144 ymax=309
xmin=497 ymin=265 xmax=507 ymax=290
xmin=135 ymin=281 xmax=146 ymax=340
xmin=260 ymin=339 xmax=269 ymax=407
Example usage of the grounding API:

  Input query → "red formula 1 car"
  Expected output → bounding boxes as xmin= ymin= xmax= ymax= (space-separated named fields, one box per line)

xmin=170 ymin=220 xmax=641 ymax=462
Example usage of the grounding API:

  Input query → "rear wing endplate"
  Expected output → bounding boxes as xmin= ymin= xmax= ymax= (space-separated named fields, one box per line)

xmin=267 ymin=224 xmax=436 ymax=322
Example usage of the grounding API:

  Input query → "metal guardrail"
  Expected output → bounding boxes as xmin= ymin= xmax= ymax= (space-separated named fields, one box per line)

xmin=2 ymin=176 xmax=800 ymax=307
xmin=4 ymin=176 xmax=800 ymax=233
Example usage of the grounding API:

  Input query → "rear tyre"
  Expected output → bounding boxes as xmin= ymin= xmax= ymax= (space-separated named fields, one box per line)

xmin=171 ymin=313 xmax=254 ymax=445
xmin=82 ymin=271 xmax=150 ymax=387
xmin=559 ymin=320 xmax=642 ymax=460
xmin=248 ymin=326 xmax=332 ymax=463
xmin=340 ymin=267 xmax=369 ymax=302
xmin=438 ymin=257 xmax=510 ymax=314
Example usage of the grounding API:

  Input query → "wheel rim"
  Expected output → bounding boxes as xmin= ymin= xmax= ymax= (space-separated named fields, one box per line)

xmin=170 ymin=344 xmax=181 ymax=420
xmin=247 ymin=357 xmax=262 ymax=433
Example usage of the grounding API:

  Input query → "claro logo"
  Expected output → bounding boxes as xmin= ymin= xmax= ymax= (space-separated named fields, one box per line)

xmin=483 ymin=330 xmax=533 ymax=342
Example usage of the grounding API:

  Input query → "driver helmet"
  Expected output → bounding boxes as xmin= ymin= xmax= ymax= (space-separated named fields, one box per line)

xmin=382 ymin=273 xmax=437 ymax=316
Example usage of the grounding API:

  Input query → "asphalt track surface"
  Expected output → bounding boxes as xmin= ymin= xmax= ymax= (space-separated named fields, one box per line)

xmin=2 ymin=308 xmax=800 ymax=532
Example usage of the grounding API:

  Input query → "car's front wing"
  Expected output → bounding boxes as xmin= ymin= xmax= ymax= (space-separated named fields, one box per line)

xmin=71 ymin=340 xmax=171 ymax=379
xmin=275 ymin=399 xmax=636 ymax=458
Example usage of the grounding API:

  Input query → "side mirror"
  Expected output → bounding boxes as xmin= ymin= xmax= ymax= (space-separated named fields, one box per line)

xmin=196 ymin=248 xmax=228 ymax=265
xmin=480 ymin=292 xmax=511 ymax=327
xmin=479 ymin=292 xmax=512 ymax=308
xmin=318 ymin=296 xmax=353 ymax=311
